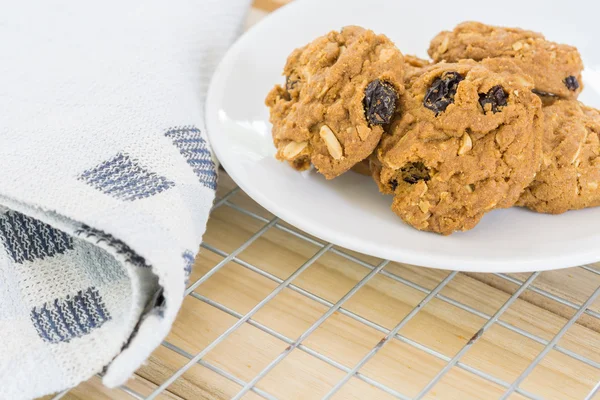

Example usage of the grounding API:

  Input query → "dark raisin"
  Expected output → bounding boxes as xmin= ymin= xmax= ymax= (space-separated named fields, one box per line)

xmin=564 ymin=75 xmax=580 ymax=91
xmin=400 ymin=162 xmax=430 ymax=184
xmin=478 ymin=85 xmax=508 ymax=114
xmin=389 ymin=179 xmax=398 ymax=191
xmin=363 ymin=79 xmax=398 ymax=125
xmin=423 ymin=71 xmax=464 ymax=115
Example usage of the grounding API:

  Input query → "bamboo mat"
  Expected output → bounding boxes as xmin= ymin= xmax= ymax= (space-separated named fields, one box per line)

xmin=39 ymin=1 xmax=600 ymax=399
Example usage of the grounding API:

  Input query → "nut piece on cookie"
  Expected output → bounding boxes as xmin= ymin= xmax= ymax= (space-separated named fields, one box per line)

xmin=375 ymin=60 xmax=543 ymax=235
xmin=265 ymin=26 xmax=405 ymax=179
xmin=517 ymin=100 xmax=600 ymax=214
xmin=428 ymin=21 xmax=584 ymax=100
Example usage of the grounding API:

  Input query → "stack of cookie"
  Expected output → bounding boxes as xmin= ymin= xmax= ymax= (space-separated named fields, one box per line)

xmin=266 ymin=23 xmax=600 ymax=235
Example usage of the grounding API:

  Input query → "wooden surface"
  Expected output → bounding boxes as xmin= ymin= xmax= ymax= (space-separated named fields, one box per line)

xmin=42 ymin=171 xmax=600 ymax=400
xmin=40 ymin=1 xmax=600 ymax=399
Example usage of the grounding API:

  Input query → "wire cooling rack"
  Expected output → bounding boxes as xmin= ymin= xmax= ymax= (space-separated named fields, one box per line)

xmin=40 ymin=2 xmax=600 ymax=399
xmin=50 ymin=173 xmax=600 ymax=400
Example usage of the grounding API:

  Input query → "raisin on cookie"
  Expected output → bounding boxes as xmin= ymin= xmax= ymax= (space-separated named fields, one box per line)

xmin=428 ymin=22 xmax=583 ymax=100
xmin=517 ymin=100 xmax=600 ymax=213
xmin=375 ymin=59 xmax=543 ymax=235
xmin=265 ymin=26 xmax=405 ymax=179
xmin=354 ymin=55 xmax=431 ymax=178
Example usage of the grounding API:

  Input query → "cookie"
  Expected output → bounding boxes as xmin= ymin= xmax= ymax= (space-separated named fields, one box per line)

xmin=404 ymin=55 xmax=431 ymax=85
xmin=517 ymin=100 xmax=600 ymax=213
xmin=428 ymin=22 xmax=584 ymax=100
xmin=375 ymin=59 xmax=543 ymax=235
xmin=266 ymin=26 xmax=405 ymax=179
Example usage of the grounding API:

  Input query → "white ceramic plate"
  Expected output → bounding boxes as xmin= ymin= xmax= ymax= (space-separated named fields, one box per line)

xmin=206 ymin=0 xmax=600 ymax=272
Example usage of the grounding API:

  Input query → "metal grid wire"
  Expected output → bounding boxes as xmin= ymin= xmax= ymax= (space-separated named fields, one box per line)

xmin=52 ymin=179 xmax=600 ymax=400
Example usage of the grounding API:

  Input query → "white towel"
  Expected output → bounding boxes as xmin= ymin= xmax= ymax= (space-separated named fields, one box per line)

xmin=0 ymin=1 xmax=251 ymax=398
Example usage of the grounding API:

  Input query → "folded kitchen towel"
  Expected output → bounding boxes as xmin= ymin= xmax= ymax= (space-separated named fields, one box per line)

xmin=0 ymin=0 xmax=251 ymax=398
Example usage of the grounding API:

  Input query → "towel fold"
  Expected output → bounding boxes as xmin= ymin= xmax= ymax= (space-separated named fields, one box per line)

xmin=0 ymin=1 xmax=251 ymax=398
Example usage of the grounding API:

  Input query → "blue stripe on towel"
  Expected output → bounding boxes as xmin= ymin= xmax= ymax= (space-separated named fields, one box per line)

xmin=0 ymin=211 xmax=73 ymax=264
xmin=31 ymin=287 xmax=111 ymax=343
xmin=79 ymin=153 xmax=175 ymax=201
xmin=165 ymin=126 xmax=217 ymax=190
